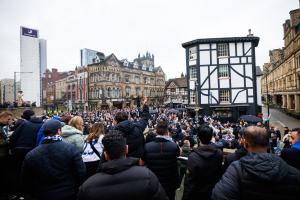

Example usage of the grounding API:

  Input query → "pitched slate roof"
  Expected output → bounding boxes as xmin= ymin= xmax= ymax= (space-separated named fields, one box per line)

xmin=165 ymin=77 xmax=187 ymax=88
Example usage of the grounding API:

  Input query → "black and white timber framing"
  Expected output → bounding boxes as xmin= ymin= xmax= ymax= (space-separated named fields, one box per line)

xmin=182 ymin=36 xmax=260 ymax=121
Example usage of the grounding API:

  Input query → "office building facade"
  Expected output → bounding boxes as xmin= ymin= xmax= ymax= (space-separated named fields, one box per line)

xmin=20 ymin=26 xmax=47 ymax=107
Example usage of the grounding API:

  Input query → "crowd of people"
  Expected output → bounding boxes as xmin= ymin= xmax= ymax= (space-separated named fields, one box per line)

xmin=0 ymin=96 xmax=300 ymax=200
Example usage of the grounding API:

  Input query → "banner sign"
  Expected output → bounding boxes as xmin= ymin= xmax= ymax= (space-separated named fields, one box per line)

xmin=21 ymin=27 xmax=38 ymax=38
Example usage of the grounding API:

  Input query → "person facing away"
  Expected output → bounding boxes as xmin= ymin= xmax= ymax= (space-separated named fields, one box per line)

xmin=212 ymin=126 xmax=300 ymax=200
xmin=113 ymin=96 xmax=151 ymax=158
xmin=21 ymin=119 xmax=86 ymax=200
xmin=143 ymin=120 xmax=180 ymax=200
xmin=61 ymin=116 xmax=85 ymax=152
xmin=280 ymin=128 xmax=300 ymax=170
xmin=82 ymin=122 xmax=105 ymax=178
xmin=78 ymin=130 xmax=168 ymax=200
xmin=182 ymin=125 xmax=223 ymax=200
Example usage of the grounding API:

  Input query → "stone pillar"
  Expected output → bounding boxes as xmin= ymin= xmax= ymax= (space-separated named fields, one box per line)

xmin=287 ymin=95 xmax=292 ymax=110
xmin=282 ymin=95 xmax=287 ymax=108
xmin=295 ymin=94 xmax=300 ymax=113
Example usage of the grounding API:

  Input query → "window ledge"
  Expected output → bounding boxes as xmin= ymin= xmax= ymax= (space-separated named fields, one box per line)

xmin=218 ymin=77 xmax=230 ymax=80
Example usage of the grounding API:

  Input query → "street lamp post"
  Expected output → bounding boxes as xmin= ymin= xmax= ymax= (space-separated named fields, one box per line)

xmin=14 ymin=71 xmax=33 ymax=103
xmin=194 ymin=80 xmax=199 ymax=121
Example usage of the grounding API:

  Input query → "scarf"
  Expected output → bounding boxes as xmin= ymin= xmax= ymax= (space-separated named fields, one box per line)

xmin=43 ymin=135 xmax=63 ymax=142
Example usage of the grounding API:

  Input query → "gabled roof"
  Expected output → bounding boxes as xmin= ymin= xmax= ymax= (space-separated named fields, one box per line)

xmin=182 ymin=36 xmax=260 ymax=48
xmin=165 ymin=77 xmax=187 ymax=88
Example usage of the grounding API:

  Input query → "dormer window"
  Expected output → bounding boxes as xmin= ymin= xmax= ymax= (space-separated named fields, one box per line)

xmin=133 ymin=62 xmax=139 ymax=69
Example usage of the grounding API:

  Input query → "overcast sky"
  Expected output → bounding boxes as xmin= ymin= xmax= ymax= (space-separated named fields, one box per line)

xmin=0 ymin=0 xmax=298 ymax=80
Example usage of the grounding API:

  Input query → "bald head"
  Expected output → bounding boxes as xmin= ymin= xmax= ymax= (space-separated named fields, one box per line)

xmin=244 ymin=126 xmax=269 ymax=148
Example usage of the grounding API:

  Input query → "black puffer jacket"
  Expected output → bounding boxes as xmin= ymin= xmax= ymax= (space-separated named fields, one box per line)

xmin=78 ymin=157 xmax=168 ymax=200
xmin=21 ymin=140 xmax=86 ymax=200
xmin=143 ymin=137 xmax=181 ymax=192
xmin=212 ymin=153 xmax=300 ymax=200
xmin=9 ymin=117 xmax=43 ymax=153
xmin=182 ymin=145 xmax=223 ymax=200
xmin=114 ymin=105 xmax=150 ymax=158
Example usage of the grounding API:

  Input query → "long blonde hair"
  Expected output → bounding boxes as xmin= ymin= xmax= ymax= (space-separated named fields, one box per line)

xmin=86 ymin=122 xmax=105 ymax=142
xmin=69 ymin=116 xmax=84 ymax=131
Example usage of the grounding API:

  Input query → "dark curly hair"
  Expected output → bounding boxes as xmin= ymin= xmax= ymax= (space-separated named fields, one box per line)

xmin=102 ymin=130 xmax=127 ymax=159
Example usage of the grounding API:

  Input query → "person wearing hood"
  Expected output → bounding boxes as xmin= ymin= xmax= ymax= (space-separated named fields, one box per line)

xmin=281 ymin=128 xmax=300 ymax=170
xmin=212 ymin=126 xmax=300 ymax=200
xmin=143 ymin=120 xmax=181 ymax=200
xmin=182 ymin=125 xmax=223 ymax=200
xmin=61 ymin=116 xmax=84 ymax=152
xmin=113 ymin=96 xmax=150 ymax=158
xmin=78 ymin=130 xmax=168 ymax=200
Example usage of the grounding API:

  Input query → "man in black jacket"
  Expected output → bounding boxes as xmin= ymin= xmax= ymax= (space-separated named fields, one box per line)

xmin=21 ymin=119 xmax=86 ymax=200
xmin=9 ymin=109 xmax=44 ymax=196
xmin=114 ymin=97 xmax=150 ymax=158
xmin=182 ymin=125 xmax=223 ymax=200
xmin=212 ymin=126 xmax=300 ymax=200
xmin=78 ymin=130 xmax=168 ymax=200
xmin=281 ymin=128 xmax=300 ymax=170
xmin=143 ymin=120 xmax=180 ymax=200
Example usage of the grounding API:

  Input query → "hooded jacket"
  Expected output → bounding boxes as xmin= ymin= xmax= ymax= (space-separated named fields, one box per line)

xmin=77 ymin=157 xmax=168 ymax=200
xmin=61 ymin=125 xmax=84 ymax=152
xmin=9 ymin=117 xmax=43 ymax=153
xmin=182 ymin=145 xmax=223 ymax=200
xmin=114 ymin=105 xmax=150 ymax=158
xmin=212 ymin=153 xmax=300 ymax=200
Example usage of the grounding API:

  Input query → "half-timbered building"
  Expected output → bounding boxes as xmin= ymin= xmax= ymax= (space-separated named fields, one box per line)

xmin=182 ymin=36 xmax=260 ymax=121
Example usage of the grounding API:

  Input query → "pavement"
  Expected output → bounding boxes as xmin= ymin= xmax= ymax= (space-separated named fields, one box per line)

xmin=262 ymin=105 xmax=300 ymax=133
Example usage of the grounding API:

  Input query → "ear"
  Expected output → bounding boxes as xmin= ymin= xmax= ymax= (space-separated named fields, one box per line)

xmin=243 ymin=141 xmax=249 ymax=150
xmin=104 ymin=151 xmax=110 ymax=161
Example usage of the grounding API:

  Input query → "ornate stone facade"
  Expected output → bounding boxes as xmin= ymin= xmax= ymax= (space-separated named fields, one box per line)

xmin=261 ymin=5 xmax=300 ymax=113
xmin=88 ymin=53 xmax=165 ymax=110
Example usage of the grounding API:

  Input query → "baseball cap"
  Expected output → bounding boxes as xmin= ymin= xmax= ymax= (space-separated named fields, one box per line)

xmin=43 ymin=119 xmax=62 ymax=135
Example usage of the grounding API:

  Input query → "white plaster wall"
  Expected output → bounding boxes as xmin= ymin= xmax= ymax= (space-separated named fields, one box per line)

xmin=199 ymin=44 xmax=210 ymax=50
xmin=210 ymin=67 xmax=218 ymax=89
xmin=211 ymin=50 xmax=217 ymax=65
xmin=232 ymin=89 xmax=247 ymax=103
xmin=199 ymin=51 xmax=210 ymax=65
xmin=200 ymin=67 xmax=209 ymax=89
xmin=231 ymin=65 xmax=244 ymax=88
xmin=220 ymin=79 xmax=229 ymax=88
xmin=229 ymin=43 xmax=236 ymax=57
xmin=201 ymin=90 xmax=208 ymax=104
xmin=237 ymin=42 xmax=243 ymax=56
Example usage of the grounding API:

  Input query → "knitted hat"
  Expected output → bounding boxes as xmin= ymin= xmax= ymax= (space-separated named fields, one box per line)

xmin=21 ymin=109 xmax=35 ymax=120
